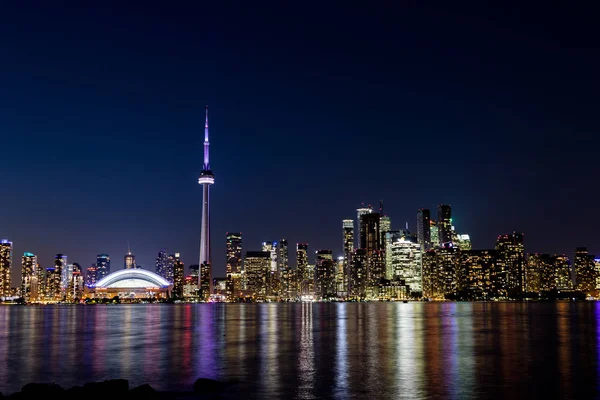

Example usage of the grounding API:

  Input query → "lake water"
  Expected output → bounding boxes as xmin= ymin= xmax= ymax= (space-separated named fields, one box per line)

xmin=0 ymin=302 xmax=598 ymax=399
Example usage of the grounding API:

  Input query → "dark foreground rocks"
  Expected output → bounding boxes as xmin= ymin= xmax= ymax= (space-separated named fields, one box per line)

xmin=0 ymin=378 xmax=231 ymax=399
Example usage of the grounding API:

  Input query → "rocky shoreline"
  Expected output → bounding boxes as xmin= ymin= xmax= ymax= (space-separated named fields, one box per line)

xmin=0 ymin=378 xmax=230 ymax=399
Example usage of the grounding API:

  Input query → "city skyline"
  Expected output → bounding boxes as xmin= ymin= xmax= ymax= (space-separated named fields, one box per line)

xmin=1 ymin=3 xmax=599 ymax=281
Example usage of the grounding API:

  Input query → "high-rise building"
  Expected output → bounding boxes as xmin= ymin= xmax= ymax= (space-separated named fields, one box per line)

xmin=456 ymin=234 xmax=472 ymax=251
xmin=496 ymin=232 xmax=525 ymax=298
xmin=379 ymin=216 xmax=391 ymax=245
xmin=356 ymin=205 xmax=373 ymax=249
xmin=0 ymin=240 xmax=12 ymax=298
xmin=67 ymin=263 xmax=84 ymax=302
xmin=86 ymin=265 xmax=98 ymax=287
xmin=198 ymin=106 xmax=215 ymax=300
xmin=96 ymin=254 xmax=111 ymax=280
xmin=315 ymin=250 xmax=335 ymax=299
xmin=55 ymin=254 xmax=68 ymax=293
xmin=280 ymin=267 xmax=297 ymax=300
xmin=21 ymin=252 xmax=37 ymax=302
xmin=554 ymin=254 xmax=572 ymax=290
xmin=349 ymin=248 xmax=367 ymax=299
xmin=124 ymin=246 xmax=136 ymax=269
xmin=430 ymin=220 xmax=440 ymax=248
xmin=360 ymin=212 xmax=385 ymax=290
xmin=416 ymin=209 xmax=431 ymax=252
xmin=384 ymin=231 xmax=402 ymax=278
xmin=458 ymin=249 xmax=496 ymax=300
xmin=226 ymin=232 xmax=243 ymax=301
xmin=172 ymin=253 xmax=185 ymax=298
xmin=342 ymin=220 xmax=354 ymax=294
xmin=574 ymin=247 xmax=596 ymax=294
xmin=156 ymin=249 xmax=169 ymax=280
xmin=437 ymin=204 xmax=452 ymax=244
xmin=278 ymin=240 xmax=289 ymax=271
xmin=335 ymin=256 xmax=345 ymax=296
xmin=296 ymin=243 xmax=310 ymax=295
xmin=390 ymin=237 xmax=422 ymax=293
xmin=244 ymin=251 xmax=270 ymax=300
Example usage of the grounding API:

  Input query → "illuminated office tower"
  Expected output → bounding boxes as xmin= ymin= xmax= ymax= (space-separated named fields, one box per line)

xmin=47 ymin=254 xmax=67 ymax=301
xmin=0 ymin=240 xmax=12 ymax=298
xmin=356 ymin=205 xmax=373 ymax=249
xmin=280 ymin=267 xmax=297 ymax=300
xmin=495 ymin=232 xmax=525 ymax=298
xmin=198 ymin=106 xmax=215 ymax=300
xmin=458 ymin=249 xmax=496 ymax=300
xmin=430 ymin=220 xmax=440 ymax=248
xmin=315 ymin=250 xmax=335 ymax=299
xmin=379 ymin=215 xmax=391 ymax=244
xmin=384 ymin=231 xmax=401 ymax=279
xmin=335 ymin=256 xmax=345 ymax=296
xmin=296 ymin=243 xmax=310 ymax=295
xmin=390 ymin=237 xmax=422 ymax=293
xmin=553 ymin=254 xmax=572 ymax=290
xmin=456 ymin=234 xmax=472 ymax=251
xmin=416 ymin=209 xmax=431 ymax=252
xmin=574 ymin=247 xmax=596 ymax=294
xmin=278 ymin=240 xmax=289 ymax=271
xmin=361 ymin=212 xmax=385 ymax=291
xmin=261 ymin=241 xmax=279 ymax=272
xmin=156 ymin=249 xmax=169 ymax=280
xmin=526 ymin=253 xmax=554 ymax=293
xmin=349 ymin=249 xmax=367 ymax=299
xmin=67 ymin=263 xmax=83 ymax=302
xmin=86 ymin=265 xmax=98 ymax=287
xmin=96 ymin=254 xmax=110 ymax=280
xmin=55 ymin=254 xmax=68 ymax=294
xmin=226 ymin=232 xmax=243 ymax=301
xmin=595 ymin=258 xmax=600 ymax=291
xmin=21 ymin=252 xmax=37 ymax=302
xmin=437 ymin=204 xmax=452 ymax=244
xmin=172 ymin=253 xmax=185 ymax=298
xmin=342 ymin=220 xmax=354 ymax=294
xmin=437 ymin=243 xmax=460 ymax=298
xmin=124 ymin=246 xmax=136 ymax=269
xmin=244 ymin=251 xmax=270 ymax=300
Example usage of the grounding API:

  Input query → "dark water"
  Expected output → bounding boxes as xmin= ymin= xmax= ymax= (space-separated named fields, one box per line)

xmin=0 ymin=302 xmax=598 ymax=399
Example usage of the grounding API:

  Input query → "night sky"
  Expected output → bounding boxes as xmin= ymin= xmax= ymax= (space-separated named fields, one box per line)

xmin=1 ymin=2 xmax=598 ymax=283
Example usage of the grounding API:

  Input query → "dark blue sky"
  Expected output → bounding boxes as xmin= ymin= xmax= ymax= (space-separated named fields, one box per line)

xmin=1 ymin=2 xmax=598 ymax=283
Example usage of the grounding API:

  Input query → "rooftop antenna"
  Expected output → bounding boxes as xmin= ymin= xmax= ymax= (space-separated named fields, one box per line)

xmin=127 ymin=241 xmax=131 ymax=255
xmin=380 ymin=199 xmax=384 ymax=215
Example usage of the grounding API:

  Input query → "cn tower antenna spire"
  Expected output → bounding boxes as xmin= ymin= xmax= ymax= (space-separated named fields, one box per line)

xmin=203 ymin=105 xmax=210 ymax=170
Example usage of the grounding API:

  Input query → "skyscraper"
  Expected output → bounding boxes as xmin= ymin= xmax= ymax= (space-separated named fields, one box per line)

xmin=124 ymin=244 xmax=136 ymax=269
xmin=244 ymin=251 xmax=270 ymax=300
xmin=574 ymin=247 xmax=596 ymax=294
xmin=21 ymin=252 xmax=37 ymax=302
xmin=437 ymin=204 xmax=452 ymax=244
xmin=356 ymin=205 xmax=373 ymax=249
xmin=226 ymin=232 xmax=243 ymax=301
xmin=342 ymin=219 xmax=354 ymax=294
xmin=278 ymin=240 xmax=289 ymax=271
xmin=416 ymin=209 xmax=431 ymax=252
xmin=198 ymin=105 xmax=215 ymax=300
xmin=0 ymin=240 xmax=12 ymax=298
xmin=430 ymin=220 xmax=440 ymax=248
xmin=172 ymin=253 xmax=185 ymax=298
xmin=156 ymin=249 xmax=169 ymax=279
xmin=390 ymin=237 xmax=423 ymax=293
xmin=496 ymin=232 xmax=525 ymax=298
xmin=315 ymin=250 xmax=335 ymax=299
xmin=56 ymin=254 xmax=69 ymax=292
xmin=96 ymin=254 xmax=111 ymax=280
xmin=296 ymin=243 xmax=309 ymax=295
xmin=360 ymin=212 xmax=385 ymax=290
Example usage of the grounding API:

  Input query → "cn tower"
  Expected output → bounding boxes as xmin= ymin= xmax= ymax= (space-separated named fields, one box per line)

xmin=198 ymin=105 xmax=214 ymax=300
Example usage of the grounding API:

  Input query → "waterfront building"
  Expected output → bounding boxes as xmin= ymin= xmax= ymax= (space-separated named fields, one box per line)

xmin=495 ymin=232 xmax=525 ymax=298
xmin=554 ymin=254 xmax=573 ymax=290
xmin=574 ymin=247 xmax=596 ymax=294
xmin=173 ymin=253 xmax=184 ymax=298
xmin=66 ymin=263 xmax=84 ymax=301
xmin=244 ymin=251 xmax=270 ymax=300
xmin=95 ymin=254 xmax=110 ymax=280
xmin=390 ymin=237 xmax=422 ymax=294
xmin=342 ymin=220 xmax=354 ymax=294
xmin=0 ymin=240 xmax=13 ymax=298
xmin=86 ymin=265 xmax=98 ymax=287
xmin=385 ymin=231 xmax=402 ymax=279
xmin=315 ymin=250 xmax=335 ymax=299
xmin=349 ymin=248 xmax=367 ymax=299
xmin=21 ymin=252 xmax=37 ymax=302
xmin=198 ymin=106 xmax=215 ymax=300
xmin=296 ymin=243 xmax=311 ymax=296
xmin=360 ymin=212 xmax=385 ymax=291
xmin=278 ymin=239 xmax=289 ymax=271
xmin=226 ymin=232 xmax=243 ymax=301
xmin=88 ymin=269 xmax=172 ymax=300
xmin=356 ymin=205 xmax=373 ymax=249
xmin=416 ymin=208 xmax=431 ymax=252
xmin=459 ymin=249 xmax=496 ymax=300
xmin=280 ymin=267 xmax=297 ymax=300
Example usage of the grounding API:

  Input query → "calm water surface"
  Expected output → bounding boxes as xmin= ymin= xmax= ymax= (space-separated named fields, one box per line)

xmin=0 ymin=302 xmax=598 ymax=399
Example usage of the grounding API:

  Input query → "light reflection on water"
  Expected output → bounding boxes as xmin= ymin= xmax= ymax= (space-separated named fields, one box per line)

xmin=0 ymin=302 xmax=598 ymax=399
